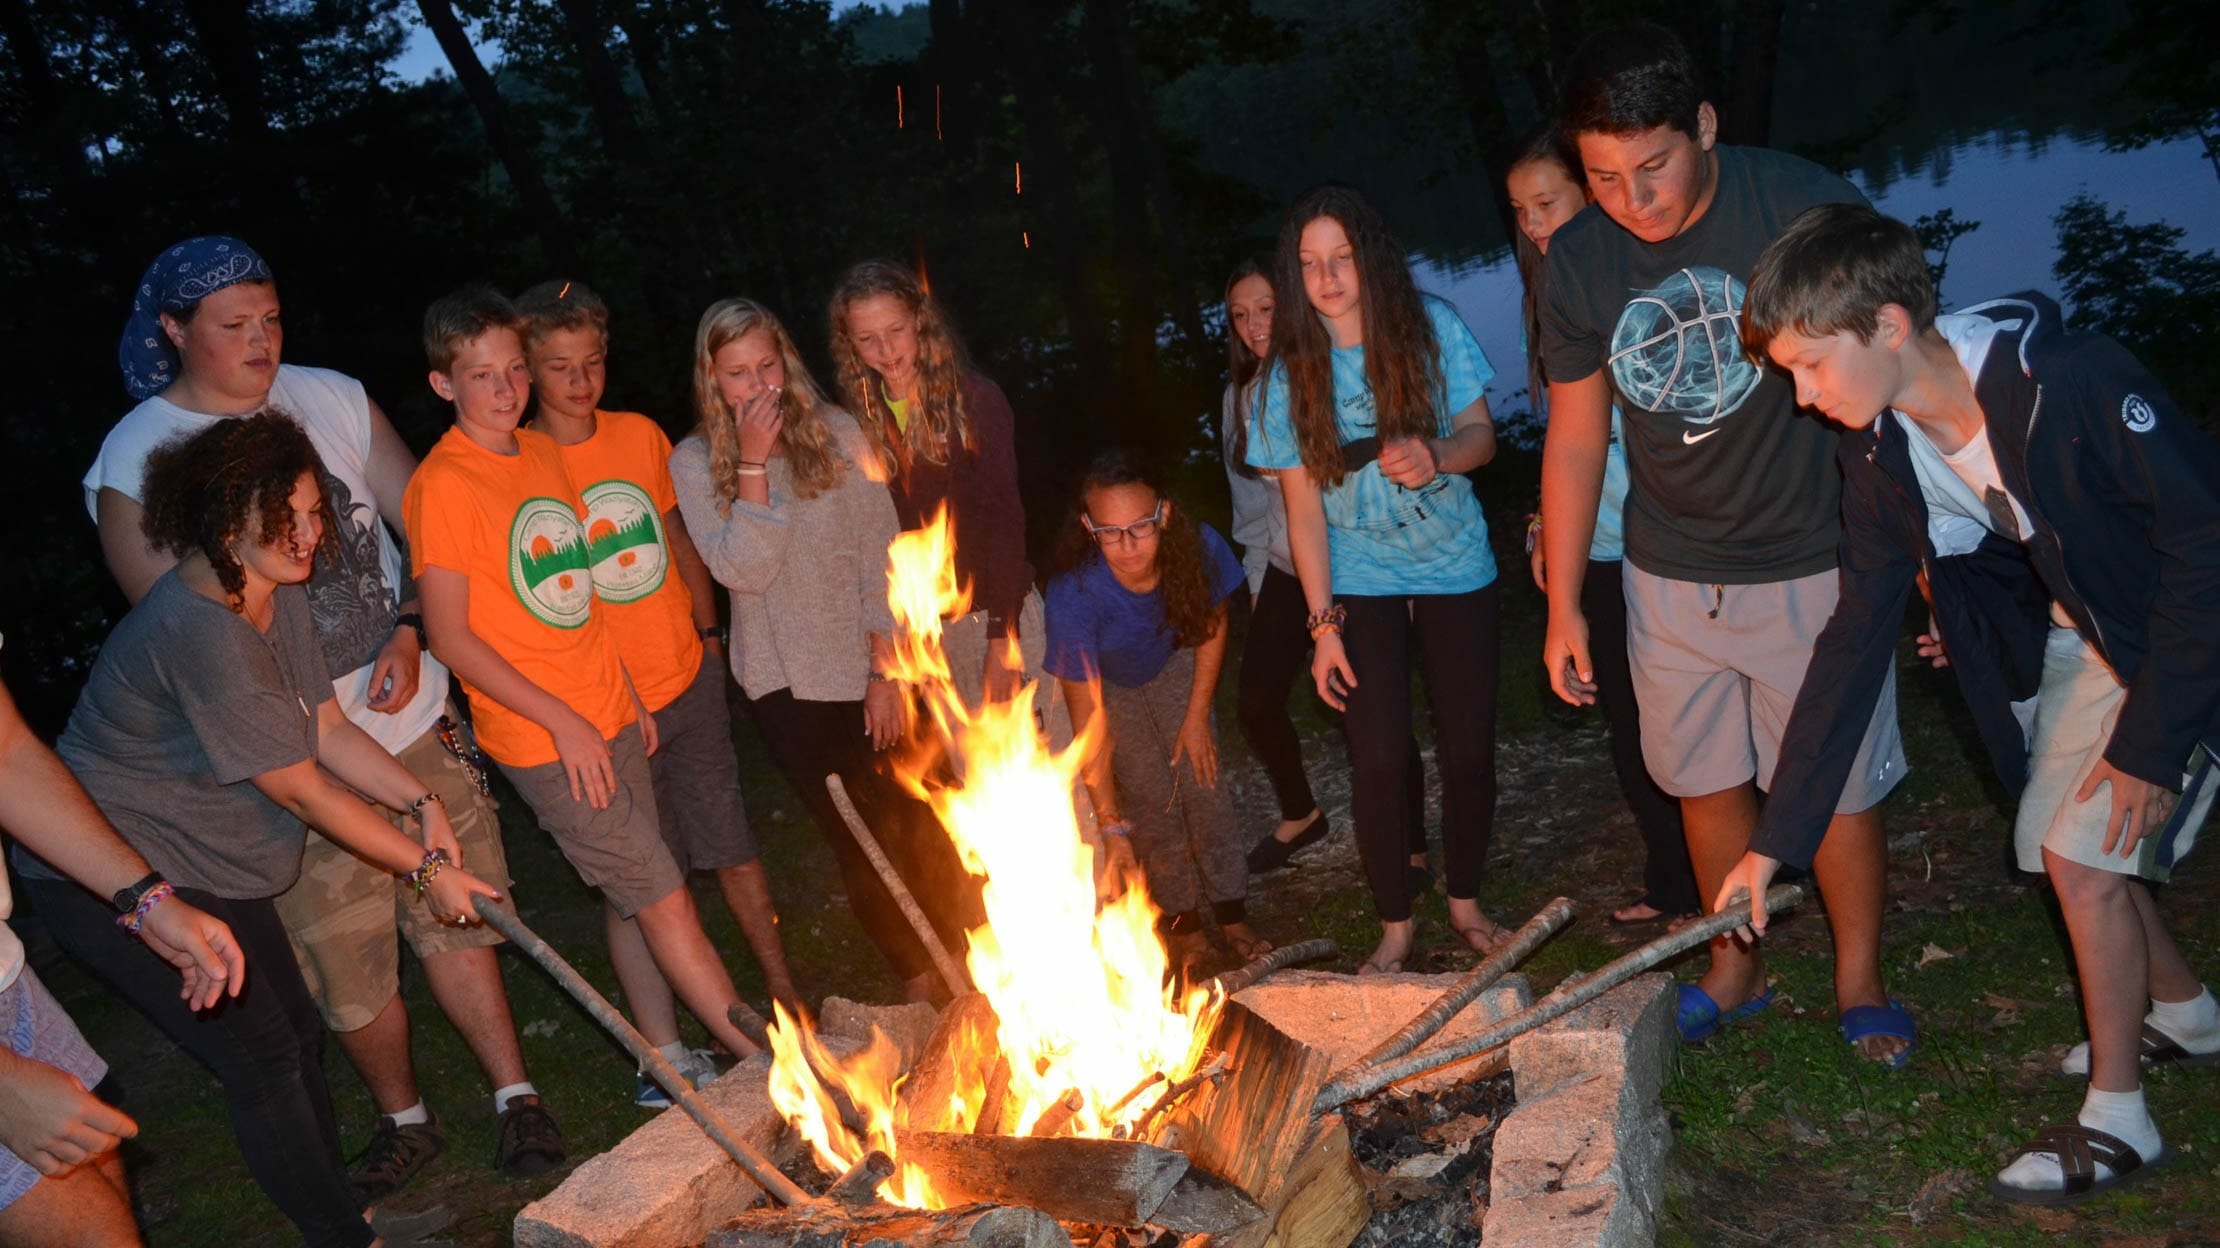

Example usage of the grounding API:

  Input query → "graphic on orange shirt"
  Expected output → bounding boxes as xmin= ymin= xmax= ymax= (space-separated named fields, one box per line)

xmin=509 ymin=496 xmax=593 ymax=628
xmin=580 ymin=478 xmax=669 ymax=603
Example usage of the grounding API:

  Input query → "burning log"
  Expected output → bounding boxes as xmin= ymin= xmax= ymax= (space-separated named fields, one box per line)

xmin=709 ymin=1201 xmax=1073 ymax=1248
xmin=1028 ymin=1088 xmax=1084 ymax=1138
xmin=896 ymin=993 xmax=1001 ymax=1134
xmin=892 ymin=1132 xmax=1189 ymax=1227
xmin=827 ymin=1151 xmax=898 ymax=1207
xmin=1158 ymin=1002 xmax=1333 ymax=1203
xmin=826 ymin=774 xmax=972 ymax=999
xmin=1312 ymin=883 xmax=1808 ymax=1111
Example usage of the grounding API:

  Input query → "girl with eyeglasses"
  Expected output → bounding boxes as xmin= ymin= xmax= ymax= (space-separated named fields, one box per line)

xmin=1043 ymin=451 xmax=1269 ymax=974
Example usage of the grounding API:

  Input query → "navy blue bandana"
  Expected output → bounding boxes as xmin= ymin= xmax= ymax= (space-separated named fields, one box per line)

xmin=117 ymin=236 xmax=274 ymax=400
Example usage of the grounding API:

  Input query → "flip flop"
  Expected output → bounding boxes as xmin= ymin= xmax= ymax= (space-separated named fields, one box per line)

xmin=1988 ymin=1123 xmax=2173 ymax=1206
xmin=1676 ymin=983 xmax=1775 ymax=1044
xmin=1452 ymin=921 xmax=1513 ymax=956
xmin=1839 ymin=1000 xmax=1917 ymax=1070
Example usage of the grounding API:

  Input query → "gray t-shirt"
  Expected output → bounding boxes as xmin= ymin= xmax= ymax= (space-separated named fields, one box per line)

xmin=45 ymin=574 xmax=331 ymax=899
xmin=1539 ymin=145 xmax=1868 ymax=583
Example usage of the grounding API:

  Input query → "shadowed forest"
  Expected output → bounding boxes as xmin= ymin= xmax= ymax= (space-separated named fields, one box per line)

xmin=4 ymin=0 xmax=2216 ymax=734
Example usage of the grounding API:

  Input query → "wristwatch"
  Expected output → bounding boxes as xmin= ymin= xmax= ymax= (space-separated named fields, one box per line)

xmin=699 ymin=624 xmax=726 ymax=643
xmin=395 ymin=612 xmax=428 ymax=649
xmin=113 ymin=871 xmax=167 ymax=914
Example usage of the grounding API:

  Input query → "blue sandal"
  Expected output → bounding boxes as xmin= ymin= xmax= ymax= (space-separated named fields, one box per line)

xmin=1839 ymin=1000 xmax=1917 ymax=1070
xmin=1676 ymin=983 xmax=1775 ymax=1043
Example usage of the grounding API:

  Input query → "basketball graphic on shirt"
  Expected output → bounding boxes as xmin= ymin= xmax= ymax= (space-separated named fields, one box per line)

xmin=1608 ymin=266 xmax=1761 ymax=427
xmin=579 ymin=479 xmax=668 ymax=603
xmin=508 ymin=497 xmax=594 ymax=629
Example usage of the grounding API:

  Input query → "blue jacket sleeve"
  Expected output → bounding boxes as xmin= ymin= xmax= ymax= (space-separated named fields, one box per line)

xmin=1750 ymin=436 xmax=1920 ymax=869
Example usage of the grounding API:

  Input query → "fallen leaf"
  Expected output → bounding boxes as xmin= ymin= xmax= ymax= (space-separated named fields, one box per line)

xmin=1916 ymin=943 xmax=1955 ymax=969
xmin=1909 ymin=1167 xmax=1976 ymax=1224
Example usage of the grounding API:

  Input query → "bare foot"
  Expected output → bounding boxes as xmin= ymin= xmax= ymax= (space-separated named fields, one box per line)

xmin=1446 ymin=898 xmax=1512 ymax=955
xmin=1223 ymin=922 xmax=1273 ymax=962
xmin=1358 ymin=919 xmax=1418 ymax=975
xmin=1272 ymin=810 xmax=1323 ymax=844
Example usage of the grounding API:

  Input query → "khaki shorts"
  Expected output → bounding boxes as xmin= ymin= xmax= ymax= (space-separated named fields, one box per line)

xmin=276 ymin=715 xmax=516 ymax=1032
xmin=2015 ymin=627 xmax=2216 ymax=881
xmin=0 ymin=968 xmax=108 ymax=1211
xmin=1623 ymin=564 xmax=1907 ymax=808
xmin=499 ymin=722 xmax=684 ymax=919
xmin=647 ymin=653 xmax=757 ymax=873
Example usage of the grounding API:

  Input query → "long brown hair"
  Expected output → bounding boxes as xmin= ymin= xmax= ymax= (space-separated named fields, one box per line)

xmin=1223 ymin=255 xmax=1273 ymax=480
xmin=140 ymin=410 xmax=335 ymax=611
xmin=690 ymin=298 xmax=852 ymax=510
xmin=1051 ymin=450 xmax=1219 ymax=650
xmin=827 ymin=259 xmax=974 ymax=469
xmin=1271 ymin=185 xmax=1442 ymax=489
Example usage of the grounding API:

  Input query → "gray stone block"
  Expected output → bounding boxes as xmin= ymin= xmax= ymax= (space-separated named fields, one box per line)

xmin=1232 ymin=968 xmax=1533 ymax=1093
xmin=1508 ymin=972 xmax=1675 ymax=1105
xmin=816 ymin=996 xmax=941 ymax=1070
xmin=1480 ymin=1181 xmax=1653 ymax=1248
xmin=514 ymin=1041 xmax=853 ymax=1248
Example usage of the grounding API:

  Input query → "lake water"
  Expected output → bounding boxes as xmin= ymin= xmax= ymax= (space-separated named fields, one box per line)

xmin=1418 ymin=133 xmax=2220 ymax=439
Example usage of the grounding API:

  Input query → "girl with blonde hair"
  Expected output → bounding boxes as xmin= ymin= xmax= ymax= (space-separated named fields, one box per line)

xmin=827 ymin=260 xmax=1040 ymax=711
xmin=670 ymin=297 xmax=977 ymax=1001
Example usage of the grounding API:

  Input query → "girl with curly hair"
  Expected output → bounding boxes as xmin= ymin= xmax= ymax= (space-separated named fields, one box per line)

xmin=1245 ymin=185 xmax=1507 ymax=974
xmin=671 ymin=298 xmax=978 ymax=1002
xmin=17 ymin=412 xmax=498 ymax=1248
xmin=1044 ymin=451 xmax=1268 ymax=971
xmin=828 ymin=260 xmax=1041 ymax=711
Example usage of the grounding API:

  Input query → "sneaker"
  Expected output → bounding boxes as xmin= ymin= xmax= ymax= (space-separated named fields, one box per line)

xmin=350 ymin=1113 xmax=446 ymax=1204
xmin=495 ymin=1094 xmax=567 ymax=1178
xmin=634 ymin=1047 xmax=720 ymax=1109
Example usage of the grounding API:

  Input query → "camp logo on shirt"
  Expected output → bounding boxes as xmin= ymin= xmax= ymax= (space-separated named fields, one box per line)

xmin=508 ymin=497 xmax=594 ymax=628
xmin=1609 ymin=266 xmax=1760 ymax=431
xmin=579 ymin=478 xmax=668 ymax=603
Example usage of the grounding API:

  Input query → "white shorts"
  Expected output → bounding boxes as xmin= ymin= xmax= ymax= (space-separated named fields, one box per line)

xmin=2015 ymin=627 xmax=2215 ymax=880
xmin=1623 ymin=564 xmax=1908 ymax=808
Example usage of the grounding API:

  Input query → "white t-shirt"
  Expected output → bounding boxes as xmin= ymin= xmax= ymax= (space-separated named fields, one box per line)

xmin=83 ymin=365 xmax=449 ymax=754
xmin=1895 ymin=314 xmax=2072 ymax=630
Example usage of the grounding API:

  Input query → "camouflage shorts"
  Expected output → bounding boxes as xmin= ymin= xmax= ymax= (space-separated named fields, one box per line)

xmin=274 ymin=714 xmax=516 ymax=1032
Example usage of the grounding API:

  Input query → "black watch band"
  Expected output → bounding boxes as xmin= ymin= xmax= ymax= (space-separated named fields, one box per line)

xmin=699 ymin=624 xmax=724 ymax=642
xmin=113 ymin=871 xmax=167 ymax=914
xmin=395 ymin=612 xmax=428 ymax=649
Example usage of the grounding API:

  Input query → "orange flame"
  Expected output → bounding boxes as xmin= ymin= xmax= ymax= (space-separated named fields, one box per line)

xmin=764 ymin=508 xmax=1219 ymax=1206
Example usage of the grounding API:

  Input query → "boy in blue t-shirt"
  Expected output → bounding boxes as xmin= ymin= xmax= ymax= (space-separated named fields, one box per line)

xmin=1044 ymin=452 xmax=1266 ymax=973
xmin=1737 ymin=203 xmax=2220 ymax=1205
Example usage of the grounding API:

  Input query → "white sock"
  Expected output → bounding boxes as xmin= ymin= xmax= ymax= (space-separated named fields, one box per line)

xmin=2148 ymin=986 xmax=2220 ymax=1050
xmin=492 ymin=1082 xmax=538 ymax=1115
xmin=385 ymin=1100 xmax=430 ymax=1127
xmin=1996 ymin=1086 xmax=2160 ymax=1191
xmin=2062 ymin=985 xmax=2220 ymax=1074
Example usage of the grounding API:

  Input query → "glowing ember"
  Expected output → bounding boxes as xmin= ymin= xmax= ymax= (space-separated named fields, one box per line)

xmin=764 ymin=509 xmax=1219 ymax=1207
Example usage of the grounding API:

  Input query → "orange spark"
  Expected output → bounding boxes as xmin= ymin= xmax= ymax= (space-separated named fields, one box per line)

xmin=1014 ymin=162 xmax=1022 ymax=195
xmin=935 ymin=84 xmax=943 ymax=141
xmin=1022 ymin=231 xmax=1031 ymax=249
xmin=897 ymin=84 xmax=905 ymax=129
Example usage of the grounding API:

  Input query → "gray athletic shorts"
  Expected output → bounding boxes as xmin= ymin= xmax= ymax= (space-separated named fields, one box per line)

xmin=499 ymin=722 xmax=685 ymax=918
xmin=2015 ymin=627 xmax=2215 ymax=881
xmin=647 ymin=653 xmax=758 ymax=874
xmin=0 ymin=968 xmax=108 ymax=1211
xmin=1623 ymin=564 xmax=1907 ymax=809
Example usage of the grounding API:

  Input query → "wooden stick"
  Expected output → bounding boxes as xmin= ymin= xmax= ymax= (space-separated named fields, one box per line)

xmin=470 ymin=897 xmax=809 ymax=1207
xmin=826 ymin=1150 xmax=896 ymax=1207
xmin=1333 ymin=897 xmax=1573 ymax=1082
xmin=1207 ymin=937 xmax=1339 ymax=998
xmin=1028 ymin=1088 xmax=1083 ymax=1138
xmin=824 ymin=775 xmax=971 ymax=999
xmin=727 ymin=1001 xmax=772 ymax=1049
xmin=1311 ymin=884 xmax=1806 ymax=1112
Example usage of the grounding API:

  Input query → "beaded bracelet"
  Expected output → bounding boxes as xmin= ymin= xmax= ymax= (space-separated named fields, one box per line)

xmin=1098 ymin=818 xmax=1134 ymax=838
xmin=406 ymin=848 xmax=452 ymax=901
xmin=1304 ymin=604 xmax=1348 ymax=640
xmin=735 ymin=464 xmax=769 ymax=478
xmin=406 ymin=791 xmax=444 ymax=822
xmin=115 ymin=881 xmax=175 ymax=938
xmin=1524 ymin=512 xmax=1544 ymax=555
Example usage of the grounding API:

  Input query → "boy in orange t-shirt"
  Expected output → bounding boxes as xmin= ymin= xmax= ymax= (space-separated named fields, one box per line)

xmin=516 ymin=280 xmax=798 ymax=1105
xmin=402 ymin=286 xmax=762 ymax=1077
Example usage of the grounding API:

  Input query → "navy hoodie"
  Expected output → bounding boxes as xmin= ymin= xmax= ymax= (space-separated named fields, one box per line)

xmin=1752 ymin=292 xmax=2220 ymax=870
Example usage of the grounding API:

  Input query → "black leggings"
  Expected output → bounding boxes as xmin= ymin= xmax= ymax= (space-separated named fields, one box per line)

xmin=1341 ymin=584 xmax=1500 ymax=921
xmin=1583 ymin=560 xmax=1699 ymax=913
xmin=746 ymin=687 xmax=981 ymax=980
xmin=1236 ymin=565 xmax=1425 ymax=850
xmin=23 ymin=879 xmax=373 ymax=1248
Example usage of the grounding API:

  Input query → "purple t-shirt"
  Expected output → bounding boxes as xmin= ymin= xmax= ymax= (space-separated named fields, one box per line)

xmin=1045 ymin=523 xmax=1245 ymax=688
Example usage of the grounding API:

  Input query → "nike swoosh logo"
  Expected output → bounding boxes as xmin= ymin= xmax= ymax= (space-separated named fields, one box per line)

xmin=1682 ymin=427 xmax=1723 ymax=445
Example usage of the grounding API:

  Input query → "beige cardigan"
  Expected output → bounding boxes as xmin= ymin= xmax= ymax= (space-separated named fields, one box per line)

xmin=669 ymin=411 xmax=900 ymax=702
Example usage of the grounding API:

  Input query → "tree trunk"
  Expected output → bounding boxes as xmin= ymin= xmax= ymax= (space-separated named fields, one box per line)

xmin=416 ymin=0 xmax=576 ymax=264
xmin=554 ymin=0 xmax=644 ymax=163
xmin=181 ymin=0 xmax=270 ymax=141
xmin=1722 ymin=0 xmax=1783 ymax=145
xmin=611 ymin=8 xmax=669 ymax=124
xmin=1430 ymin=1 xmax=1522 ymax=247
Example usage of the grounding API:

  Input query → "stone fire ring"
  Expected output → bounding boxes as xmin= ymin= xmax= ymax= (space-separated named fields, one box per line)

xmin=515 ymin=973 xmax=1677 ymax=1248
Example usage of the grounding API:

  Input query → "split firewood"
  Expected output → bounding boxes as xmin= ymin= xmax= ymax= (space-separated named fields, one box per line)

xmin=973 ymin=1055 xmax=1013 ymax=1137
xmin=709 ymin=1200 xmax=1072 ymax=1248
xmin=898 ymin=993 xmax=1002 ymax=1134
xmin=1159 ymin=1003 xmax=1334 ymax=1203
xmin=892 ymin=1131 xmax=1188 ymax=1228
xmin=1147 ymin=1166 xmax=1267 ymax=1236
